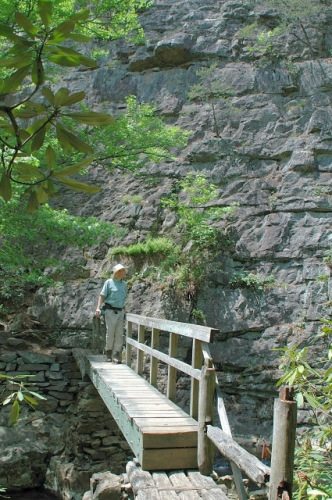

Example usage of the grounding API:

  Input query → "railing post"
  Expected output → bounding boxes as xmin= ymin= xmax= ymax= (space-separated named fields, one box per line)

xmin=137 ymin=325 xmax=145 ymax=375
xmin=269 ymin=387 xmax=297 ymax=500
xmin=198 ymin=359 xmax=215 ymax=475
xmin=167 ymin=332 xmax=178 ymax=402
xmin=92 ymin=316 xmax=106 ymax=354
xmin=150 ymin=327 xmax=159 ymax=388
xmin=190 ymin=338 xmax=202 ymax=419
xmin=126 ymin=320 xmax=132 ymax=366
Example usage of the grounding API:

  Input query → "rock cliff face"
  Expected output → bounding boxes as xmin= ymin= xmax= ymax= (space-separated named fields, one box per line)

xmin=1 ymin=0 xmax=332 ymax=496
xmin=32 ymin=0 xmax=332 ymax=439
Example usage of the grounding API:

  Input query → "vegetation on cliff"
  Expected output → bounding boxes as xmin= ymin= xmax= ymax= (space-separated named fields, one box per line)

xmin=277 ymin=319 xmax=332 ymax=499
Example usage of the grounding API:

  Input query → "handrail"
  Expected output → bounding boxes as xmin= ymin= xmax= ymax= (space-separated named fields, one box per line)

xmin=126 ymin=337 xmax=202 ymax=380
xmin=126 ymin=313 xmax=218 ymax=342
xmin=125 ymin=314 xmax=217 ymax=424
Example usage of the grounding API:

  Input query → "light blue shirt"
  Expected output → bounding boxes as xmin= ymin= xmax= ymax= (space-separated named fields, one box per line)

xmin=100 ymin=278 xmax=127 ymax=308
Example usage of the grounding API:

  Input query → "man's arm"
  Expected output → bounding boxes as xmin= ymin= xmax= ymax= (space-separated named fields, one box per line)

xmin=95 ymin=294 xmax=106 ymax=317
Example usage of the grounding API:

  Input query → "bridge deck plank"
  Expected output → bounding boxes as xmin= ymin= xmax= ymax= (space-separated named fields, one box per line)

xmin=126 ymin=462 xmax=231 ymax=499
xmin=86 ymin=355 xmax=198 ymax=470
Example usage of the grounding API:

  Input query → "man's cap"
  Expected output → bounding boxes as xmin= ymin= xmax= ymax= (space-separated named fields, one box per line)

xmin=113 ymin=264 xmax=126 ymax=273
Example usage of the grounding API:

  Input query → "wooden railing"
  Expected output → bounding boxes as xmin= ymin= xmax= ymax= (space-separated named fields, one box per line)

xmin=125 ymin=313 xmax=218 ymax=421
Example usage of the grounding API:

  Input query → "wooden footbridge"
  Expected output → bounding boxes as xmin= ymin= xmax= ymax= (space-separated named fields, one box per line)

xmin=74 ymin=313 xmax=297 ymax=500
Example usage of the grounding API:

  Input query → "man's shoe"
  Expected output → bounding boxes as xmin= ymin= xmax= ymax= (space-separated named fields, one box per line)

xmin=106 ymin=350 xmax=112 ymax=362
xmin=112 ymin=352 xmax=121 ymax=364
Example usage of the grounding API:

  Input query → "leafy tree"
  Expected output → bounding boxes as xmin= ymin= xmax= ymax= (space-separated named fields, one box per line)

xmin=162 ymin=172 xmax=237 ymax=249
xmin=239 ymin=0 xmax=332 ymax=79
xmin=276 ymin=319 xmax=332 ymax=499
xmin=0 ymin=187 xmax=122 ymax=303
xmin=79 ymin=95 xmax=190 ymax=172
xmin=0 ymin=0 xmax=150 ymax=45
xmin=0 ymin=1 xmax=112 ymax=211
xmin=0 ymin=0 xmax=179 ymax=213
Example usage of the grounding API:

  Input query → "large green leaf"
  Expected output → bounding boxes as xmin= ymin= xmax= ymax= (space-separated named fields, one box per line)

xmin=42 ymin=86 xmax=55 ymax=105
xmin=18 ymin=129 xmax=30 ymax=141
xmin=0 ymin=119 xmax=13 ymax=131
xmin=37 ymin=185 xmax=49 ymax=203
xmin=0 ymin=23 xmax=23 ymax=42
xmin=27 ymin=390 xmax=47 ymax=400
xmin=59 ymin=91 xmax=86 ymax=107
xmin=0 ymin=54 xmax=32 ymax=68
xmin=0 ymin=65 xmax=31 ymax=94
xmin=64 ymin=112 xmax=115 ymax=126
xmin=56 ymin=176 xmax=101 ymax=193
xmin=14 ymin=163 xmax=45 ymax=180
xmin=32 ymin=60 xmax=45 ymax=85
xmin=24 ymin=102 xmax=48 ymax=114
xmin=56 ymin=124 xmax=71 ymax=151
xmin=48 ymin=53 xmax=98 ymax=68
xmin=38 ymin=0 xmax=52 ymax=27
xmin=45 ymin=179 xmax=57 ymax=198
xmin=45 ymin=145 xmax=56 ymax=168
xmin=8 ymin=40 xmax=35 ymax=55
xmin=15 ymin=12 xmax=39 ymax=37
xmin=0 ymin=172 xmax=12 ymax=202
xmin=48 ymin=46 xmax=98 ymax=68
xmin=54 ymin=87 xmax=70 ymax=107
xmin=26 ymin=117 xmax=48 ymax=135
xmin=48 ymin=21 xmax=75 ymax=43
xmin=27 ymin=191 xmax=39 ymax=213
xmin=53 ymin=156 xmax=94 ymax=177
xmin=23 ymin=395 xmax=38 ymax=405
xmin=13 ymin=108 xmax=41 ymax=119
xmin=31 ymin=127 xmax=46 ymax=152
xmin=56 ymin=124 xmax=93 ymax=154
xmin=9 ymin=400 xmax=20 ymax=424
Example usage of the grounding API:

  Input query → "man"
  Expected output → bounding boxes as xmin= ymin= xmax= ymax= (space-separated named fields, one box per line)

xmin=95 ymin=264 xmax=127 ymax=363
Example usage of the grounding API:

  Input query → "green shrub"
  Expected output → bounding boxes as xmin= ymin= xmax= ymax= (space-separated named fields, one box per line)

xmin=323 ymin=247 xmax=332 ymax=267
xmin=162 ymin=172 xmax=238 ymax=250
xmin=0 ymin=194 xmax=120 ymax=301
xmin=229 ymin=271 xmax=276 ymax=290
xmin=276 ymin=319 xmax=332 ymax=499
xmin=109 ymin=237 xmax=178 ymax=257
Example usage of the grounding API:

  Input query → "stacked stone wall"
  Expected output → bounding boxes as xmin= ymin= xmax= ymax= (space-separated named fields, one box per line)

xmin=0 ymin=338 xmax=132 ymax=499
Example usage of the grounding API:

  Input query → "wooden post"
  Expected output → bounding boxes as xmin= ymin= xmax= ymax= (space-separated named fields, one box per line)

xmin=92 ymin=316 xmax=105 ymax=354
xmin=137 ymin=325 xmax=145 ymax=375
xmin=150 ymin=328 xmax=159 ymax=388
xmin=198 ymin=360 xmax=215 ymax=475
xmin=167 ymin=332 xmax=178 ymax=402
xmin=216 ymin=385 xmax=248 ymax=500
xmin=126 ymin=321 xmax=132 ymax=366
xmin=269 ymin=387 xmax=297 ymax=500
xmin=190 ymin=338 xmax=202 ymax=420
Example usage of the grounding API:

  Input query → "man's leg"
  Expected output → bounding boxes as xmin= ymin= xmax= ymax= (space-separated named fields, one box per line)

xmin=104 ymin=310 xmax=118 ymax=361
xmin=112 ymin=310 xmax=125 ymax=363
